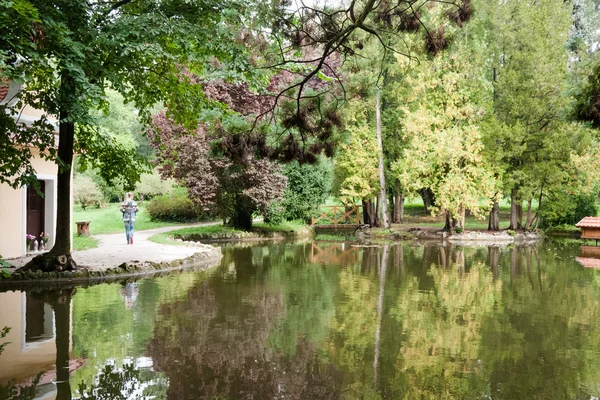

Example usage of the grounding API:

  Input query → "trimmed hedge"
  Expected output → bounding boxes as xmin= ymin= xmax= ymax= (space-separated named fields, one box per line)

xmin=146 ymin=193 xmax=203 ymax=222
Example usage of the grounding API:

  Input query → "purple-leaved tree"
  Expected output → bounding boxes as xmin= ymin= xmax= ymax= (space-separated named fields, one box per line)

xmin=149 ymin=112 xmax=287 ymax=230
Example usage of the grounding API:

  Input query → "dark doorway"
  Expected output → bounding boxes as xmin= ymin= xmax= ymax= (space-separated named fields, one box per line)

xmin=27 ymin=180 xmax=45 ymax=241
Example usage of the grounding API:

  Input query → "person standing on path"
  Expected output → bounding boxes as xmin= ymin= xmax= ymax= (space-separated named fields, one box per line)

xmin=120 ymin=192 xmax=139 ymax=244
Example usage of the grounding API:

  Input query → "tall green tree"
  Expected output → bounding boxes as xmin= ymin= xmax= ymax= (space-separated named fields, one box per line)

xmin=481 ymin=0 xmax=577 ymax=230
xmin=333 ymin=98 xmax=380 ymax=207
xmin=393 ymin=33 xmax=497 ymax=230
xmin=1 ymin=0 xmax=250 ymax=270
xmin=278 ymin=158 xmax=333 ymax=222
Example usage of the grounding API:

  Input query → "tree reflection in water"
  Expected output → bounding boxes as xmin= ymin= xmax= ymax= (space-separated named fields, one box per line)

xmin=0 ymin=289 xmax=73 ymax=400
xmin=2 ymin=241 xmax=600 ymax=399
xmin=0 ymin=288 xmax=166 ymax=400
xmin=76 ymin=363 xmax=167 ymax=399
xmin=148 ymin=245 xmax=344 ymax=399
xmin=149 ymin=242 xmax=600 ymax=399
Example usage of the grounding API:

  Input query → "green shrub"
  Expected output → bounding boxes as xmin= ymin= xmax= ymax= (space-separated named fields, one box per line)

xmin=507 ymin=229 xmax=516 ymax=236
xmin=540 ymin=193 xmax=597 ymax=228
xmin=0 ymin=255 xmax=11 ymax=268
xmin=96 ymin=177 xmax=125 ymax=203
xmin=263 ymin=201 xmax=286 ymax=225
xmin=135 ymin=170 xmax=175 ymax=200
xmin=73 ymin=175 xmax=104 ymax=210
xmin=454 ymin=226 xmax=463 ymax=234
xmin=146 ymin=192 xmax=202 ymax=222
xmin=280 ymin=158 xmax=333 ymax=222
xmin=0 ymin=326 xmax=11 ymax=354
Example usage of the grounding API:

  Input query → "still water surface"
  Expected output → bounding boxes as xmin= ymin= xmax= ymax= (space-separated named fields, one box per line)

xmin=1 ymin=241 xmax=600 ymax=399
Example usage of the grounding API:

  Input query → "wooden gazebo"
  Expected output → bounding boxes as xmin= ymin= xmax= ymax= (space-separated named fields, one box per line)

xmin=576 ymin=217 xmax=600 ymax=240
xmin=575 ymin=217 xmax=600 ymax=266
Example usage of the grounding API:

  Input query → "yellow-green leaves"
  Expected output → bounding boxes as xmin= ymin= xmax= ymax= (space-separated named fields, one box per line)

xmin=392 ymin=46 xmax=497 ymax=220
xmin=334 ymin=100 xmax=380 ymax=204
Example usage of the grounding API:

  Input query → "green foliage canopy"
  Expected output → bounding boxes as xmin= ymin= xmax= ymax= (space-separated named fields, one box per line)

xmin=279 ymin=158 xmax=333 ymax=222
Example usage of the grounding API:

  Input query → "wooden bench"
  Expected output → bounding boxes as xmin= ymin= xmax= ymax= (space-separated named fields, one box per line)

xmin=76 ymin=221 xmax=91 ymax=236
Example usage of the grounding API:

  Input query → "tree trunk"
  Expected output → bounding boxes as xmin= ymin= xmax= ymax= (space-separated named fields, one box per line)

xmin=371 ymin=199 xmax=377 ymax=226
xmin=533 ymin=187 xmax=543 ymax=230
xmin=373 ymin=245 xmax=388 ymax=386
xmin=363 ymin=198 xmax=375 ymax=226
xmin=54 ymin=292 xmax=73 ymax=400
xmin=399 ymin=194 xmax=405 ymax=223
xmin=375 ymin=88 xmax=390 ymax=228
xmin=54 ymin=81 xmax=75 ymax=255
xmin=374 ymin=195 xmax=381 ymax=227
xmin=231 ymin=205 xmax=253 ymax=231
xmin=362 ymin=198 xmax=371 ymax=225
xmin=21 ymin=75 xmax=77 ymax=272
xmin=524 ymin=198 xmax=533 ymax=230
xmin=420 ymin=188 xmax=430 ymax=214
xmin=509 ymin=188 xmax=519 ymax=230
xmin=420 ymin=188 xmax=435 ymax=215
xmin=488 ymin=201 xmax=500 ymax=231
xmin=516 ymin=201 xmax=523 ymax=230
xmin=393 ymin=193 xmax=404 ymax=223
xmin=369 ymin=200 xmax=376 ymax=226
xmin=456 ymin=205 xmax=465 ymax=230
xmin=443 ymin=210 xmax=453 ymax=232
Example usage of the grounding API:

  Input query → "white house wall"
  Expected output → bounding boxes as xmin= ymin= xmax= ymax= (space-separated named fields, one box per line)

xmin=0 ymin=149 xmax=60 ymax=259
xmin=0 ymin=183 xmax=25 ymax=259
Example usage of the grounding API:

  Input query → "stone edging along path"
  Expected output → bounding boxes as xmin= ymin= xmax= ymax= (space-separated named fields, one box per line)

xmin=1 ymin=224 xmax=315 ymax=286
xmin=1 ymin=223 xmax=223 ymax=286
xmin=0 ymin=248 xmax=222 ymax=287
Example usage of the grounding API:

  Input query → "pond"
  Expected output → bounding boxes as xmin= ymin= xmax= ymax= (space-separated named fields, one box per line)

xmin=1 ymin=240 xmax=600 ymax=399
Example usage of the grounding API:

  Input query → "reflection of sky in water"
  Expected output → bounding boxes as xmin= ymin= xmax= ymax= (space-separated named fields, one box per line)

xmin=2 ymin=241 xmax=600 ymax=399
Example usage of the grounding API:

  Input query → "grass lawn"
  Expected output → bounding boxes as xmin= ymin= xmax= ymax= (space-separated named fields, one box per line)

xmin=73 ymin=235 xmax=100 ymax=251
xmin=147 ymin=232 xmax=185 ymax=246
xmin=401 ymin=202 xmax=516 ymax=230
xmin=73 ymin=203 xmax=183 ymax=235
xmin=253 ymin=220 xmax=307 ymax=232
xmin=76 ymin=199 xmax=538 ymax=249
xmin=400 ymin=217 xmax=511 ymax=230
xmin=148 ymin=220 xmax=307 ymax=245
xmin=71 ymin=202 xmax=191 ymax=251
xmin=315 ymin=199 xmax=522 ymax=229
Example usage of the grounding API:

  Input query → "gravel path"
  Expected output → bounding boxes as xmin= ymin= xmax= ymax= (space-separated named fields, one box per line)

xmin=9 ymin=222 xmax=220 ymax=270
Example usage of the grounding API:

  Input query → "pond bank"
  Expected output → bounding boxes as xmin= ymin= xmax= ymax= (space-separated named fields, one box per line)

xmin=148 ymin=221 xmax=314 ymax=245
xmin=352 ymin=225 xmax=543 ymax=245
xmin=172 ymin=227 xmax=314 ymax=243
xmin=0 ymin=249 xmax=221 ymax=288
xmin=2 ymin=223 xmax=223 ymax=285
